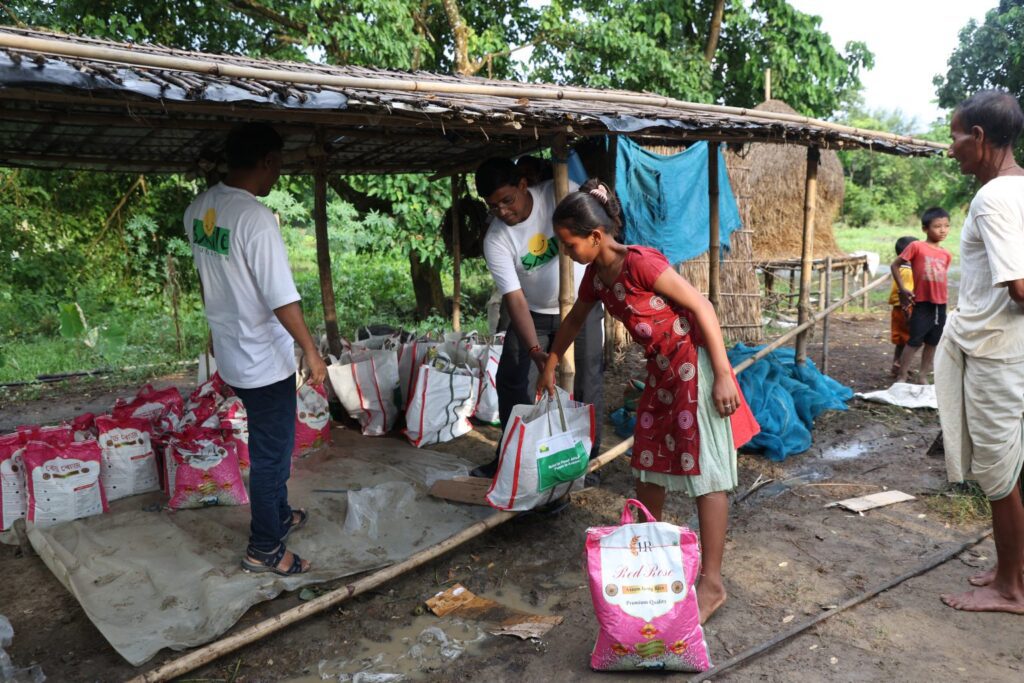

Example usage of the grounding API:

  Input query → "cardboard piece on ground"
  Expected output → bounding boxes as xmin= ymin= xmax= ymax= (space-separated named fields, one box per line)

xmin=429 ymin=476 xmax=492 ymax=506
xmin=426 ymin=583 xmax=562 ymax=639
xmin=826 ymin=490 xmax=915 ymax=513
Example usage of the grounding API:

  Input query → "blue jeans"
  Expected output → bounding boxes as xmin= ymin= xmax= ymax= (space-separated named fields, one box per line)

xmin=231 ymin=374 xmax=296 ymax=554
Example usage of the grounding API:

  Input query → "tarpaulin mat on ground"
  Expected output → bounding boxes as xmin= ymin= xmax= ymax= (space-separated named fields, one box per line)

xmin=23 ymin=428 xmax=491 ymax=666
xmin=727 ymin=343 xmax=854 ymax=461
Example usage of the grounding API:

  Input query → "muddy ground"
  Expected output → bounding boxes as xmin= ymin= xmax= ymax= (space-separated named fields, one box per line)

xmin=1 ymin=312 xmax=1020 ymax=682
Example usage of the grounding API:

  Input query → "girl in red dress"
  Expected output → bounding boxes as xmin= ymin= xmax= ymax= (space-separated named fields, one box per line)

xmin=538 ymin=179 xmax=758 ymax=623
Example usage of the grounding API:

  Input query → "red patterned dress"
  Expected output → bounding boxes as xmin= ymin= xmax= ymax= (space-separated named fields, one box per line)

xmin=578 ymin=246 xmax=757 ymax=479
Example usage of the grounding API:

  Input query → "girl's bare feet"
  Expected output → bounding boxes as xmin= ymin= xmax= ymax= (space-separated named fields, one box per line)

xmin=968 ymin=567 xmax=997 ymax=586
xmin=696 ymin=578 xmax=727 ymax=624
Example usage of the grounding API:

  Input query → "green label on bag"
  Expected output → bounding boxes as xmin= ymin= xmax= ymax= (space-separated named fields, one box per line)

xmin=536 ymin=436 xmax=589 ymax=491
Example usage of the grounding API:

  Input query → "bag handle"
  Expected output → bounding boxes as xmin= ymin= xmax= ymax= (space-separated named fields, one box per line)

xmin=542 ymin=388 xmax=570 ymax=435
xmin=620 ymin=498 xmax=658 ymax=525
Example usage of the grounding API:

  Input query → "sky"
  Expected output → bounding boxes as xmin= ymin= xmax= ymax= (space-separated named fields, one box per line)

xmin=787 ymin=0 xmax=992 ymax=132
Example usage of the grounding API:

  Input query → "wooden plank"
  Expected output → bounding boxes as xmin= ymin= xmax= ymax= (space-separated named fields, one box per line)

xmin=428 ymin=476 xmax=492 ymax=506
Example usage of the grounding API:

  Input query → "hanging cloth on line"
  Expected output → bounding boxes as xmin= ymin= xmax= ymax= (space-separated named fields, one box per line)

xmin=616 ymin=138 xmax=743 ymax=266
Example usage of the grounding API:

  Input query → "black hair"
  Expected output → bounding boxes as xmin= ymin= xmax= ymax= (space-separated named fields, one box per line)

xmin=921 ymin=206 xmax=949 ymax=229
xmin=955 ymin=90 xmax=1024 ymax=149
xmin=895 ymin=235 xmax=917 ymax=255
xmin=474 ymin=157 xmax=520 ymax=197
xmin=225 ymin=122 xmax=283 ymax=170
xmin=552 ymin=178 xmax=624 ymax=238
xmin=515 ymin=155 xmax=553 ymax=184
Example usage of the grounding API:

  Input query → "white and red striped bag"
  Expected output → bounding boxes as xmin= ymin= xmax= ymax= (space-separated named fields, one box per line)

xmin=327 ymin=348 xmax=400 ymax=436
xmin=486 ymin=388 xmax=594 ymax=511
xmin=402 ymin=356 xmax=479 ymax=447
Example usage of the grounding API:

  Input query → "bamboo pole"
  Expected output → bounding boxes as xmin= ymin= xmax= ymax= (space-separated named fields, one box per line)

xmin=861 ymin=262 xmax=870 ymax=310
xmin=764 ymin=68 xmax=772 ymax=102
xmin=451 ymin=175 xmax=462 ymax=333
xmin=817 ymin=266 xmax=826 ymax=312
xmin=735 ymin=272 xmax=890 ymax=374
xmin=552 ymin=133 xmax=575 ymax=392
xmin=841 ymin=264 xmax=850 ymax=312
xmin=313 ymin=153 xmax=342 ymax=358
xmin=603 ymin=136 xmax=619 ymax=366
xmin=0 ymin=32 xmax=948 ymax=153
xmin=794 ymin=146 xmax=819 ymax=364
xmin=821 ymin=256 xmax=832 ymax=373
xmin=707 ymin=142 xmax=721 ymax=311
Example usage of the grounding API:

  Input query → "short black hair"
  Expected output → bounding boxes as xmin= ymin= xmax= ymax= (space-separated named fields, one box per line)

xmin=955 ymin=90 xmax=1024 ymax=149
xmin=474 ymin=157 xmax=520 ymax=198
xmin=921 ymin=206 xmax=949 ymax=229
xmin=895 ymin=235 xmax=917 ymax=255
xmin=225 ymin=122 xmax=283 ymax=170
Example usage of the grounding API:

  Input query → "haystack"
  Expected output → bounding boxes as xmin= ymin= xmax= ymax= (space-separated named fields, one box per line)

xmin=723 ymin=99 xmax=845 ymax=261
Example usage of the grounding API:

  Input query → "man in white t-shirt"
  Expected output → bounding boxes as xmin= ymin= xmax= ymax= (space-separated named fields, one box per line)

xmin=471 ymin=157 xmax=605 ymax=478
xmin=184 ymin=122 xmax=325 ymax=577
xmin=934 ymin=90 xmax=1024 ymax=615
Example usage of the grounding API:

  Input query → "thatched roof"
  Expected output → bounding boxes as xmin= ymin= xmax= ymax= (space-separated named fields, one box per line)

xmin=725 ymin=100 xmax=846 ymax=261
xmin=0 ymin=27 xmax=947 ymax=176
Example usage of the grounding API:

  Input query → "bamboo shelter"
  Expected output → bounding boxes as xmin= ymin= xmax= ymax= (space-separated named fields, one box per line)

xmin=724 ymin=99 xmax=846 ymax=262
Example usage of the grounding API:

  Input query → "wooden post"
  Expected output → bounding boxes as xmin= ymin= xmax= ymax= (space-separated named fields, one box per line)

xmin=861 ymin=262 xmax=870 ymax=310
xmin=794 ymin=146 xmax=819 ymax=365
xmin=764 ymin=67 xmax=772 ymax=102
xmin=817 ymin=263 xmax=826 ymax=312
xmin=841 ymin=264 xmax=850 ymax=312
xmin=707 ymin=141 xmax=721 ymax=312
xmin=313 ymin=154 xmax=342 ymax=358
xmin=603 ymin=136 xmax=618 ymax=366
xmin=553 ymin=133 xmax=575 ymax=392
xmin=451 ymin=175 xmax=462 ymax=333
xmin=821 ymin=256 xmax=832 ymax=373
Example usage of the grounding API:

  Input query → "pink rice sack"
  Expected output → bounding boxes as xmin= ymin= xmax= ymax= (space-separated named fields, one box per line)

xmin=217 ymin=396 xmax=250 ymax=472
xmin=1 ymin=431 xmax=31 ymax=531
xmin=585 ymin=499 xmax=712 ymax=672
xmin=167 ymin=433 xmax=249 ymax=510
xmin=113 ymin=384 xmax=184 ymax=428
xmin=293 ymin=382 xmax=331 ymax=457
xmin=22 ymin=439 xmax=108 ymax=528
xmin=95 ymin=415 xmax=160 ymax=501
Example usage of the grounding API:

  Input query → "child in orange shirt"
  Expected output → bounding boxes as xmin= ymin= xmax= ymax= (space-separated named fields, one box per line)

xmin=888 ymin=236 xmax=917 ymax=376
xmin=890 ymin=207 xmax=952 ymax=383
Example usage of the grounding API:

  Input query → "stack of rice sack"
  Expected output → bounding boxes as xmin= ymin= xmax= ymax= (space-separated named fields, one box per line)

xmin=326 ymin=328 xmax=503 ymax=446
xmin=0 ymin=373 xmax=332 ymax=531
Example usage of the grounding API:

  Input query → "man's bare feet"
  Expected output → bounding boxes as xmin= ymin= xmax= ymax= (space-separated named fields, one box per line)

xmin=696 ymin=578 xmax=727 ymax=624
xmin=941 ymin=585 xmax=1024 ymax=614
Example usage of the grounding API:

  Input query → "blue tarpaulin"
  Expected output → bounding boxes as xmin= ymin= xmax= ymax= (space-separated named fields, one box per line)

xmin=728 ymin=344 xmax=854 ymax=461
xmin=616 ymin=138 xmax=743 ymax=265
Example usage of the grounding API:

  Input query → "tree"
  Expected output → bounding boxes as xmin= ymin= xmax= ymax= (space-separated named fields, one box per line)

xmin=935 ymin=0 xmax=1024 ymax=152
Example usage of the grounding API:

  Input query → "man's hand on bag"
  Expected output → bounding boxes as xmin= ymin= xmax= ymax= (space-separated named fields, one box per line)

xmin=529 ymin=346 xmax=549 ymax=373
xmin=305 ymin=353 xmax=328 ymax=387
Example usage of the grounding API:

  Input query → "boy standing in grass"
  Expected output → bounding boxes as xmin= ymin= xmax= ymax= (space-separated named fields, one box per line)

xmin=890 ymin=207 xmax=952 ymax=383
xmin=888 ymin=236 xmax=917 ymax=377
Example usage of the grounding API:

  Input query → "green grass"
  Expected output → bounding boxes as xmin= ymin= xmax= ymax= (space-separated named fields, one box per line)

xmin=924 ymin=482 xmax=991 ymax=525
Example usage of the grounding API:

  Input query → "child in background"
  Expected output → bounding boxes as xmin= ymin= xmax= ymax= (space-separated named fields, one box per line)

xmin=889 ymin=236 xmax=918 ymax=377
xmin=536 ymin=179 xmax=759 ymax=624
xmin=890 ymin=207 xmax=953 ymax=384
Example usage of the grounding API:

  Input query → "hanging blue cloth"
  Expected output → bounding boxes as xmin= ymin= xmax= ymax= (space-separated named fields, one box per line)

xmin=727 ymin=343 xmax=854 ymax=461
xmin=568 ymin=149 xmax=589 ymax=186
xmin=616 ymin=138 xmax=742 ymax=265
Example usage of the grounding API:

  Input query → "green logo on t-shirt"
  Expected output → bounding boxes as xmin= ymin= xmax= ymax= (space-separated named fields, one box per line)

xmin=521 ymin=232 xmax=559 ymax=271
xmin=192 ymin=208 xmax=230 ymax=256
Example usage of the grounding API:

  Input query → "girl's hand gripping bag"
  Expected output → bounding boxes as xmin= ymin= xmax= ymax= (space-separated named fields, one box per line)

xmin=585 ymin=499 xmax=711 ymax=672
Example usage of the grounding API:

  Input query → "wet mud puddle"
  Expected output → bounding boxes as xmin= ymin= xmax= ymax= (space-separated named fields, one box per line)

xmin=285 ymin=586 xmax=564 ymax=682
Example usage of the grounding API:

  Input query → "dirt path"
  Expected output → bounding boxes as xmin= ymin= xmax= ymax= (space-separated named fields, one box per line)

xmin=2 ymin=313 xmax=1018 ymax=682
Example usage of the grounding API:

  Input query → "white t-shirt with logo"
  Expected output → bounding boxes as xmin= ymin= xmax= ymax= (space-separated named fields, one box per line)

xmin=483 ymin=180 xmax=586 ymax=314
xmin=946 ymin=175 xmax=1024 ymax=360
xmin=184 ymin=183 xmax=300 ymax=389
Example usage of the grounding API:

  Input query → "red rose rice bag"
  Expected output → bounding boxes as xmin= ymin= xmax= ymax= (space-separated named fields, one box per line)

xmin=23 ymin=439 xmax=108 ymax=527
xmin=1 ymin=431 xmax=30 ymax=531
xmin=217 ymin=396 xmax=250 ymax=472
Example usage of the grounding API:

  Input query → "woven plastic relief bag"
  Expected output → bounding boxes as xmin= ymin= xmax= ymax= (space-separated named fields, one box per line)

xmin=585 ymin=499 xmax=711 ymax=672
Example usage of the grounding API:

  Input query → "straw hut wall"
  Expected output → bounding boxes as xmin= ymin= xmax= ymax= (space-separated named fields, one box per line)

xmin=597 ymin=142 xmax=764 ymax=347
xmin=723 ymin=99 xmax=845 ymax=261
